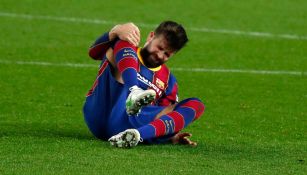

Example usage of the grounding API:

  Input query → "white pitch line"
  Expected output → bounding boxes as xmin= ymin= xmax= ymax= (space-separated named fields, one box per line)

xmin=0 ymin=60 xmax=305 ymax=76
xmin=171 ymin=67 xmax=305 ymax=76
xmin=0 ymin=60 xmax=98 ymax=68
xmin=0 ymin=12 xmax=307 ymax=40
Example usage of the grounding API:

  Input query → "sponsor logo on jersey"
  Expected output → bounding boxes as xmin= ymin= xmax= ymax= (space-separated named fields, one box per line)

xmin=137 ymin=73 xmax=162 ymax=96
xmin=119 ymin=48 xmax=137 ymax=59
xmin=123 ymin=52 xmax=137 ymax=59
xmin=123 ymin=48 xmax=134 ymax=53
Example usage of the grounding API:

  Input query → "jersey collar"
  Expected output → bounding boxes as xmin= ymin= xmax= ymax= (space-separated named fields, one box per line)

xmin=137 ymin=48 xmax=161 ymax=72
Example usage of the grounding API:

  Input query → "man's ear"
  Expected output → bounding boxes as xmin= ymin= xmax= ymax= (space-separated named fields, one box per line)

xmin=146 ymin=31 xmax=155 ymax=42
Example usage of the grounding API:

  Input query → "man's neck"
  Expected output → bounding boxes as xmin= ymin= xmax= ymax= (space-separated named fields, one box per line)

xmin=138 ymin=48 xmax=162 ymax=71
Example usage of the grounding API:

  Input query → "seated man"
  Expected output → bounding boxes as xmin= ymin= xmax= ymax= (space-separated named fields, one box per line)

xmin=83 ymin=21 xmax=205 ymax=148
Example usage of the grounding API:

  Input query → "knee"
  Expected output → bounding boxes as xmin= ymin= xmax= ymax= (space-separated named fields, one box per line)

xmin=177 ymin=97 xmax=205 ymax=120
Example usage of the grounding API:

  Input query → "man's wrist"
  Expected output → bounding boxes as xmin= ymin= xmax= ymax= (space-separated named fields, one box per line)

xmin=109 ymin=25 xmax=120 ymax=41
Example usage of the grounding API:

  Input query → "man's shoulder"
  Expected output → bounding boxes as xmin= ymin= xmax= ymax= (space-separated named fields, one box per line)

xmin=161 ymin=65 xmax=176 ymax=77
xmin=160 ymin=64 xmax=170 ymax=73
xmin=157 ymin=64 xmax=170 ymax=76
xmin=156 ymin=64 xmax=177 ymax=83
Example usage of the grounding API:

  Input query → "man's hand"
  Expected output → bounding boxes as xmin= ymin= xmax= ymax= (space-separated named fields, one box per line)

xmin=170 ymin=132 xmax=197 ymax=147
xmin=109 ymin=23 xmax=140 ymax=47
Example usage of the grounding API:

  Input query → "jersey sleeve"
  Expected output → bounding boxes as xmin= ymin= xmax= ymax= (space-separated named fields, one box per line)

xmin=157 ymin=74 xmax=179 ymax=106
xmin=88 ymin=32 xmax=118 ymax=60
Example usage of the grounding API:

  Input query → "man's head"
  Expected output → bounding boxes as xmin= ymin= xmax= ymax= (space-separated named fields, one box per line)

xmin=141 ymin=21 xmax=188 ymax=68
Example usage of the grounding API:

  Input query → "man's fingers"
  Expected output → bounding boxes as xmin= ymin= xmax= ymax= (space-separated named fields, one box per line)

xmin=189 ymin=141 xmax=197 ymax=147
xmin=134 ymin=30 xmax=140 ymax=41
xmin=130 ymin=23 xmax=140 ymax=44
xmin=127 ymin=34 xmax=138 ymax=47
xmin=131 ymin=23 xmax=140 ymax=36
xmin=133 ymin=31 xmax=140 ymax=44
xmin=180 ymin=133 xmax=197 ymax=147
xmin=183 ymin=137 xmax=197 ymax=147
xmin=179 ymin=132 xmax=192 ymax=138
xmin=130 ymin=32 xmax=140 ymax=45
xmin=171 ymin=132 xmax=197 ymax=147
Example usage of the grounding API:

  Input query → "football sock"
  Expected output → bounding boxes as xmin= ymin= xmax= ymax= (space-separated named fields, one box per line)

xmin=137 ymin=98 xmax=205 ymax=140
xmin=114 ymin=41 xmax=139 ymax=88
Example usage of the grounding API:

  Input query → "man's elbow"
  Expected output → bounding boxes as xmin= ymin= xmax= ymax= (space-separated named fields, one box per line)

xmin=88 ymin=48 xmax=102 ymax=60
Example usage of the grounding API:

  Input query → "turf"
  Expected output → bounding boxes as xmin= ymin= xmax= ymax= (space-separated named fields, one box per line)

xmin=0 ymin=0 xmax=306 ymax=174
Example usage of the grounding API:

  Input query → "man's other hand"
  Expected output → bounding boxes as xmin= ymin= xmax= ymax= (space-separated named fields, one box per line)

xmin=170 ymin=132 xmax=197 ymax=147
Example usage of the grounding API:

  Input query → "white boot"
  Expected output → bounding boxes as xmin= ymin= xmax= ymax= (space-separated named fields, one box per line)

xmin=126 ymin=86 xmax=156 ymax=115
xmin=108 ymin=129 xmax=142 ymax=148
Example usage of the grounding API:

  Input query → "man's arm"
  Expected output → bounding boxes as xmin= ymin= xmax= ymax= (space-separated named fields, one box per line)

xmin=88 ymin=23 xmax=140 ymax=60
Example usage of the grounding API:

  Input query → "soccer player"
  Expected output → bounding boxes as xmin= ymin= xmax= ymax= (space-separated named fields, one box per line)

xmin=83 ymin=21 xmax=205 ymax=148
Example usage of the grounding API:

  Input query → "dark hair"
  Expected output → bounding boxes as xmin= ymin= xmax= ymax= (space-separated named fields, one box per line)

xmin=154 ymin=21 xmax=188 ymax=51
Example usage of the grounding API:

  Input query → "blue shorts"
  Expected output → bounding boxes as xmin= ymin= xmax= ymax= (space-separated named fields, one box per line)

xmin=83 ymin=60 xmax=165 ymax=140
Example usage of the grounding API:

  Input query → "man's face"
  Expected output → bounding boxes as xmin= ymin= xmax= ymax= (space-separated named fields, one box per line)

xmin=141 ymin=33 xmax=175 ymax=68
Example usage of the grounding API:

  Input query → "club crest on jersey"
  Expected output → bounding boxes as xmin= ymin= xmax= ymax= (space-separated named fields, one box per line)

xmin=155 ymin=78 xmax=165 ymax=89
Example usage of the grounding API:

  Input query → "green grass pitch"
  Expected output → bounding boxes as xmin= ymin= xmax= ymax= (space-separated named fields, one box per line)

xmin=0 ymin=0 xmax=306 ymax=174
